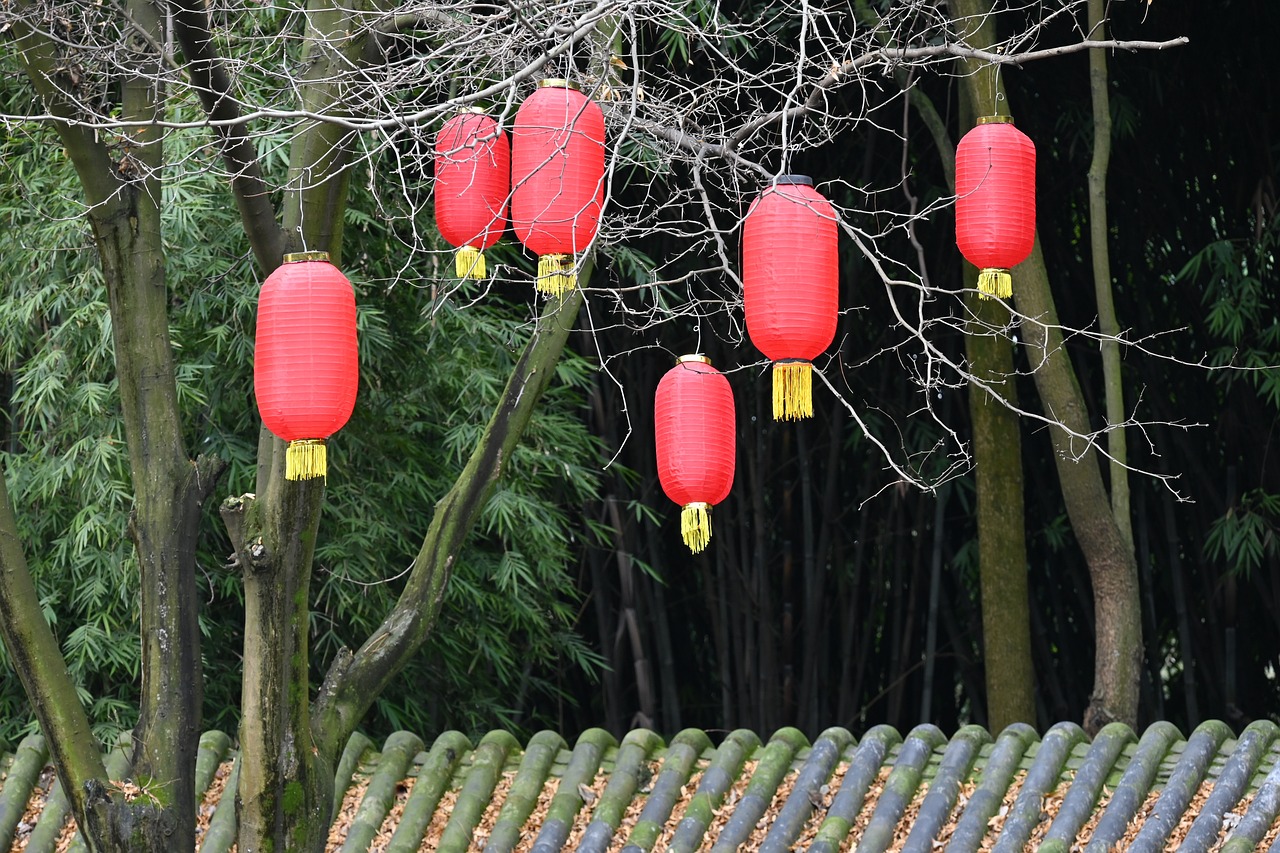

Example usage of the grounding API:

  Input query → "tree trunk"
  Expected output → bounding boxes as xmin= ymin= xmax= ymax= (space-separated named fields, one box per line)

xmin=9 ymin=2 xmax=224 ymax=847
xmin=950 ymin=0 xmax=1036 ymax=735
xmin=1086 ymin=0 xmax=1133 ymax=550
xmin=1016 ymin=240 xmax=1143 ymax=731
xmin=225 ymin=478 xmax=331 ymax=853
xmin=966 ymin=288 xmax=1035 ymax=731
xmin=950 ymin=0 xmax=1139 ymax=733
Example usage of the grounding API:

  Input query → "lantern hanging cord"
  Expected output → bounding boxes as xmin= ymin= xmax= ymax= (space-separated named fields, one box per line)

xmin=681 ymin=502 xmax=712 ymax=553
xmin=773 ymin=360 xmax=814 ymax=420
xmin=286 ymin=439 xmax=328 ymax=482
xmin=456 ymin=245 xmax=486 ymax=280
xmin=977 ymin=268 xmax=1012 ymax=300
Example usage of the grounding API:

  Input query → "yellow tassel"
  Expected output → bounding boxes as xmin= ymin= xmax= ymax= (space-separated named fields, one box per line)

xmin=455 ymin=245 xmax=485 ymax=280
xmin=681 ymin=502 xmax=712 ymax=553
xmin=286 ymin=439 xmax=327 ymax=482
xmin=977 ymin=268 xmax=1012 ymax=300
xmin=536 ymin=253 xmax=576 ymax=297
xmin=772 ymin=361 xmax=814 ymax=421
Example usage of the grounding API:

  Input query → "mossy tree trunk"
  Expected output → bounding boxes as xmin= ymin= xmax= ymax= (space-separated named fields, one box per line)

xmin=945 ymin=0 xmax=1036 ymax=731
xmin=5 ymin=1 xmax=225 ymax=849
xmin=949 ymin=0 xmax=1140 ymax=733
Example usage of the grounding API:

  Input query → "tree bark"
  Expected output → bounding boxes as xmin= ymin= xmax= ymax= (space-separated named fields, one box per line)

xmin=1017 ymin=240 xmax=1143 ymax=731
xmin=310 ymin=284 xmax=588 ymax=759
xmin=945 ymin=0 xmax=1037 ymax=731
xmin=9 ymin=2 xmax=224 ymax=847
xmin=950 ymin=0 xmax=1139 ymax=733
xmin=1086 ymin=0 xmax=1133 ymax=549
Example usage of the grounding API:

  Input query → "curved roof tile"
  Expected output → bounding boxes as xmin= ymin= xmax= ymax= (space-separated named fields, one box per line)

xmin=3 ymin=721 xmax=1280 ymax=851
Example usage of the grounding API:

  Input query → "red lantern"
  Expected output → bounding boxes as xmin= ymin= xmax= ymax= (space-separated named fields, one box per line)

xmin=511 ymin=79 xmax=605 ymax=296
xmin=955 ymin=116 xmax=1036 ymax=300
xmin=655 ymin=355 xmax=736 ymax=553
xmin=254 ymin=252 xmax=359 ymax=481
xmin=742 ymin=175 xmax=839 ymax=420
xmin=434 ymin=109 xmax=510 ymax=280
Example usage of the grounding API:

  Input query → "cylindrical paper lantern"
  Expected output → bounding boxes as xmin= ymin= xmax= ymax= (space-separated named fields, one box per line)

xmin=742 ymin=175 xmax=839 ymax=420
xmin=434 ymin=108 xmax=510 ymax=280
xmin=511 ymin=79 xmax=605 ymax=296
xmin=955 ymin=115 xmax=1036 ymax=300
xmin=655 ymin=355 xmax=736 ymax=553
xmin=254 ymin=252 xmax=359 ymax=481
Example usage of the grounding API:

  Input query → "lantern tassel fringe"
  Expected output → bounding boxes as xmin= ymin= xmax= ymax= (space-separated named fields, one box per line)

xmin=455 ymin=246 xmax=486 ymax=280
xmin=286 ymin=439 xmax=327 ymax=482
xmin=773 ymin=361 xmax=814 ymax=421
xmin=977 ymin=268 xmax=1013 ymax=301
xmin=536 ymin=253 xmax=576 ymax=297
xmin=681 ymin=502 xmax=712 ymax=553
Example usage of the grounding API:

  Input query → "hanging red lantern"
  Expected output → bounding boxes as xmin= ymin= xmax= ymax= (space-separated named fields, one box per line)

xmin=955 ymin=115 xmax=1036 ymax=300
xmin=742 ymin=175 xmax=839 ymax=421
xmin=434 ymin=108 xmax=510 ymax=280
xmin=254 ymin=252 xmax=359 ymax=482
xmin=511 ymin=79 xmax=605 ymax=296
xmin=655 ymin=355 xmax=736 ymax=553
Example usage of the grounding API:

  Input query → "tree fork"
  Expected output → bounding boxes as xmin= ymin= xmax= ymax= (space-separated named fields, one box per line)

xmin=312 ymin=280 xmax=589 ymax=760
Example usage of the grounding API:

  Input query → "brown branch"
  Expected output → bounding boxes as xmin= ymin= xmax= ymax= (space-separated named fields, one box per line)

xmin=725 ymin=35 xmax=1189 ymax=152
xmin=168 ymin=0 xmax=284 ymax=272
xmin=311 ymin=275 xmax=590 ymax=763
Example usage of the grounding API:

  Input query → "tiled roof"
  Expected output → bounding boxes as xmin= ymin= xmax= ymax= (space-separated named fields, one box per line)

xmin=3 ymin=720 xmax=1280 ymax=851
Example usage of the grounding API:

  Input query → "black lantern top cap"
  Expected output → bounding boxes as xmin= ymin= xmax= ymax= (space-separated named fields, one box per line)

xmin=773 ymin=175 xmax=814 ymax=187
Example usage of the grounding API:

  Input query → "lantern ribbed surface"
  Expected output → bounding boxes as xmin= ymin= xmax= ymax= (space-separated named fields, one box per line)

xmin=655 ymin=356 xmax=736 ymax=553
xmin=955 ymin=118 xmax=1036 ymax=299
xmin=434 ymin=110 xmax=510 ymax=279
xmin=511 ymin=82 xmax=605 ymax=295
xmin=254 ymin=255 xmax=358 ymax=480
xmin=742 ymin=176 xmax=839 ymax=419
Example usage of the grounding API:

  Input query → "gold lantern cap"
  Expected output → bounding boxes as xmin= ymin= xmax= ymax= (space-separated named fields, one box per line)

xmin=538 ymin=79 xmax=580 ymax=91
xmin=677 ymin=354 xmax=711 ymax=366
xmin=283 ymin=251 xmax=330 ymax=263
xmin=977 ymin=115 xmax=1016 ymax=125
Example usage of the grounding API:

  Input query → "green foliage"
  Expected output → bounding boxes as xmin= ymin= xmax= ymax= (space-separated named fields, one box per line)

xmin=1204 ymin=489 xmax=1280 ymax=578
xmin=1179 ymin=215 xmax=1280 ymax=410
xmin=1182 ymin=211 xmax=1280 ymax=581
xmin=0 ymin=81 xmax=604 ymax=744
